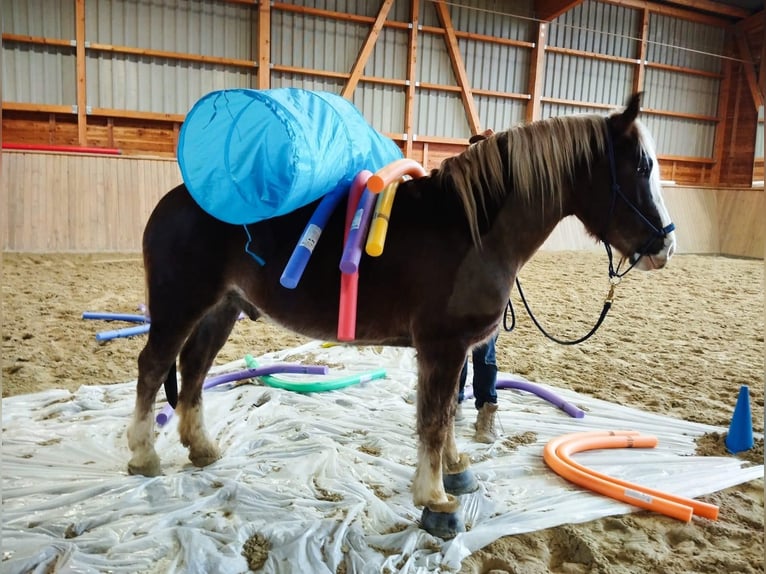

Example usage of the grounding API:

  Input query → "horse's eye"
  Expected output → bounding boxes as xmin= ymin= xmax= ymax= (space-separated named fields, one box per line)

xmin=637 ymin=155 xmax=652 ymax=176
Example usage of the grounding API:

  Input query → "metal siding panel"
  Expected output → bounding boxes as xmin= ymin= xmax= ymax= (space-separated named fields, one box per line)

xmin=352 ymin=84 xmax=406 ymax=133
xmin=3 ymin=44 xmax=77 ymax=105
xmin=643 ymin=69 xmax=719 ymax=116
xmin=646 ymin=13 xmax=723 ymax=74
xmin=548 ymin=0 xmax=640 ymax=59
xmin=643 ymin=115 xmax=715 ymax=157
xmin=366 ymin=27 xmax=408 ymax=80
xmin=415 ymin=91 xmax=469 ymax=138
xmin=3 ymin=0 xmax=76 ymax=38
xmin=418 ymin=33 xmax=455 ymax=85
xmin=755 ymin=107 xmax=764 ymax=159
xmin=271 ymin=72 xmax=345 ymax=95
xmin=544 ymin=52 xmax=630 ymax=106
xmin=463 ymin=39 xmax=528 ymax=94
xmin=475 ymin=95 xmax=525 ymax=131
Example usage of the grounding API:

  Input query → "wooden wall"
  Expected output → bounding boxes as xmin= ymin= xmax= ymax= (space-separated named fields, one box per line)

xmin=2 ymin=152 xmax=763 ymax=259
xmin=2 ymin=152 xmax=181 ymax=251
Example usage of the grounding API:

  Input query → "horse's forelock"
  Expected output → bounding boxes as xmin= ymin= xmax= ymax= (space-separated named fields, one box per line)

xmin=437 ymin=114 xmax=608 ymax=245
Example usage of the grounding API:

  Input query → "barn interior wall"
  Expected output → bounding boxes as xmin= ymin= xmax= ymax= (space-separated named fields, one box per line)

xmin=2 ymin=152 xmax=762 ymax=259
xmin=2 ymin=0 xmax=760 ymax=187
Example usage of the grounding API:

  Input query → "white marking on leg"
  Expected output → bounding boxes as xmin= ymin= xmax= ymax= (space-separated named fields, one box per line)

xmin=178 ymin=402 xmax=220 ymax=467
xmin=412 ymin=444 xmax=453 ymax=509
xmin=127 ymin=408 xmax=161 ymax=476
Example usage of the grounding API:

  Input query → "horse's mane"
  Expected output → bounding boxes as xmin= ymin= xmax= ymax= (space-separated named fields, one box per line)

xmin=437 ymin=113 xmax=612 ymax=246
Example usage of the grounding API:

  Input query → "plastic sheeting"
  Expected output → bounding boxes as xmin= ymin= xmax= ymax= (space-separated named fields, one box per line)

xmin=2 ymin=341 xmax=762 ymax=574
xmin=177 ymin=89 xmax=403 ymax=225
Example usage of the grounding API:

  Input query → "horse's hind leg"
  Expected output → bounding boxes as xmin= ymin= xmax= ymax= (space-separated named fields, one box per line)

xmin=411 ymin=343 xmax=474 ymax=538
xmin=176 ymin=295 xmax=255 ymax=468
xmin=128 ymin=325 xmax=191 ymax=476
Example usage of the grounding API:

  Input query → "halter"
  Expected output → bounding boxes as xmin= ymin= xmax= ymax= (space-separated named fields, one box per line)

xmin=504 ymin=119 xmax=676 ymax=345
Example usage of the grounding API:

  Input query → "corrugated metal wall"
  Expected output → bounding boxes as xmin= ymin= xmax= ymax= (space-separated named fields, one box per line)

xmin=0 ymin=0 xmax=737 ymax=157
xmin=756 ymin=106 xmax=764 ymax=159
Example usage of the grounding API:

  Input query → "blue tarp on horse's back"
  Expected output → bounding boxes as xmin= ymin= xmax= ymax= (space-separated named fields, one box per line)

xmin=177 ymin=88 xmax=403 ymax=225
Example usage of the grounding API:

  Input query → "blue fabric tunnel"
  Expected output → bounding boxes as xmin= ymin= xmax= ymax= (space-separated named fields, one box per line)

xmin=177 ymin=88 xmax=403 ymax=225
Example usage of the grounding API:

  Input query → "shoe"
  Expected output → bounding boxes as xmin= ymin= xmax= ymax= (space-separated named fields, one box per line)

xmin=455 ymin=402 xmax=465 ymax=422
xmin=473 ymin=403 xmax=498 ymax=443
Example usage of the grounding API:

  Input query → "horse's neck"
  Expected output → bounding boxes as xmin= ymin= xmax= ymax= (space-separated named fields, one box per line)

xmin=482 ymin=186 xmax=570 ymax=275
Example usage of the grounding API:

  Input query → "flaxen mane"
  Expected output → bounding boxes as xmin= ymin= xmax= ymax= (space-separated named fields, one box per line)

xmin=438 ymin=114 xmax=613 ymax=246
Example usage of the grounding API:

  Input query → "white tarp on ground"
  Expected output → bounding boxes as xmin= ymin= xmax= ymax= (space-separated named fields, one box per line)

xmin=2 ymin=341 xmax=762 ymax=574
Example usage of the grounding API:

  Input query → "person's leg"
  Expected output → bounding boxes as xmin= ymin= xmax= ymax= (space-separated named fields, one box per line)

xmin=471 ymin=336 xmax=498 ymax=410
xmin=456 ymin=358 xmax=469 ymax=421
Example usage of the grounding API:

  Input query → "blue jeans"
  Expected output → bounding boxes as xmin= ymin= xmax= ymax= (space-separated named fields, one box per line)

xmin=458 ymin=334 xmax=498 ymax=409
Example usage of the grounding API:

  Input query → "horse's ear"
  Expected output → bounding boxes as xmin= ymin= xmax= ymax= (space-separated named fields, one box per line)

xmin=611 ymin=92 xmax=642 ymax=135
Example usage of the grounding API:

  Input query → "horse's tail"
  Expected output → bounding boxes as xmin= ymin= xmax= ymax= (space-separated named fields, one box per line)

xmin=163 ymin=362 xmax=178 ymax=408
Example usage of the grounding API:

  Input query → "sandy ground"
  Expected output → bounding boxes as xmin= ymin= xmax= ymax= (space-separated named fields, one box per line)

xmin=2 ymin=251 xmax=764 ymax=573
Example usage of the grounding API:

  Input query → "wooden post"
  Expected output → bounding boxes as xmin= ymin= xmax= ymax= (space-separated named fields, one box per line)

xmin=403 ymin=0 xmax=419 ymax=157
xmin=711 ymin=54 xmax=731 ymax=185
xmin=526 ymin=22 xmax=547 ymax=123
xmin=341 ymin=0 xmax=394 ymax=99
xmin=257 ymin=0 xmax=271 ymax=90
xmin=633 ymin=8 xmax=649 ymax=94
xmin=75 ymin=0 xmax=87 ymax=145
xmin=432 ymin=0 xmax=481 ymax=135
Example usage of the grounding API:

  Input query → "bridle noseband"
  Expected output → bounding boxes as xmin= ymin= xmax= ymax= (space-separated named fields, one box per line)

xmin=504 ymin=119 xmax=676 ymax=345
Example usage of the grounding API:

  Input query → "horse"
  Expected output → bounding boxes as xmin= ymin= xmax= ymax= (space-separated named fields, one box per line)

xmin=127 ymin=93 xmax=676 ymax=539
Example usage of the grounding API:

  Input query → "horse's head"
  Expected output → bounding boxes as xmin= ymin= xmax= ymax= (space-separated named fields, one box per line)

xmin=581 ymin=94 xmax=676 ymax=272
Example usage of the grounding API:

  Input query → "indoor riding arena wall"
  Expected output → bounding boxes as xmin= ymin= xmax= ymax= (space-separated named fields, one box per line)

xmin=2 ymin=151 xmax=764 ymax=259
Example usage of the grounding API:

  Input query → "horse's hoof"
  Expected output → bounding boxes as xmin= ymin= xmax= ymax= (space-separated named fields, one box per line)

xmin=128 ymin=453 xmax=161 ymax=477
xmin=420 ymin=507 xmax=465 ymax=539
xmin=443 ymin=469 xmax=479 ymax=495
xmin=189 ymin=445 xmax=221 ymax=468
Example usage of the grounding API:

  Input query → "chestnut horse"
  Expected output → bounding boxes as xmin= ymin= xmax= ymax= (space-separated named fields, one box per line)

xmin=127 ymin=94 xmax=675 ymax=538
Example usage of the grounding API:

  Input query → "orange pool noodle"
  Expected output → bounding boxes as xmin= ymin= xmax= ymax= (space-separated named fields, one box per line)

xmin=556 ymin=433 xmax=719 ymax=520
xmin=367 ymin=158 xmax=426 ymax=193
xmin=543 ymin=431 xmax=695 ymax=522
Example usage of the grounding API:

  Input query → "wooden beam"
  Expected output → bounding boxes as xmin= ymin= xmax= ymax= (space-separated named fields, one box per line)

xmin=75 ymin=0 xmax=87 ymax=145
xmin=526 ymin=22 xmax=547 ymax=123
xmin=633 ymin=8 xmax=649 ymax=93
xmin=600 ymin=0 xmax=731 ymax=27
xmin=257 ymin=0 xmax=271 ymax=89
xmin=536 ymin=0 xmax=584 ymax=21
xmin=759 ymin=11 xmax=766 ymax=103
xmin=341 ymin=0 xmax=394 ymax=99
xmin=403 ymin=0 xmax=419 ymax=158
xmin=653 ymin=0 xmax=750 ymax=20
xmin=87 ymin=42 xmax=256 ymax=69
xmin=432 ymin=0 xmax=481 ymax=135
xmin=2 ymin=33 xmax=74 ymax=49
xmin=734 ymin=24 xmax=763 ymax=108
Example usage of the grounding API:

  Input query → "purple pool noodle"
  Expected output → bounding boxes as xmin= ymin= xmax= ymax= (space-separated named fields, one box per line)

xmin=465 ymin=376 xmax=584 ymax=419
xmin=339 ymin=187 xmax=377 ymax=274
xmin=96 ymin=323 xmax=151 ymax=341
xmin=156 ymin=363 xmax=329 ymax=426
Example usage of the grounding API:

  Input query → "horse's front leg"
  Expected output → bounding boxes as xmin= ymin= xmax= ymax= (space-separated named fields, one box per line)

xmin=412 ymin=350 xmax=475 ymax=538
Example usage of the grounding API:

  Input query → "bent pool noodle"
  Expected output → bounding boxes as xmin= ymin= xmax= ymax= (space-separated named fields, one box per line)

xmin=96 ymin=323 xmax=151 ymax=342
xmin=555 ymin=432 xmax=719 ymax=520
xmin=156 ymin=363 xmax=329 ymax=426
xmin=83 ymin=312 xmax=149 ymax=323
xmin=464 ymin=376 xmax=584 ymax=418
xmin=245 ymin=354 xmax=386 ymax=393
xmin=338 ymin=171 xmax=369 ymax=341
xmin=339 ymin=187 xmax=377 ymax=275
xmin=367 ymin=158 xmax=427 ymax=193
xmin=544 ymin=431 xmax=694 ymax=522
xmin=280 ymin=184 xmax=353 ymax=289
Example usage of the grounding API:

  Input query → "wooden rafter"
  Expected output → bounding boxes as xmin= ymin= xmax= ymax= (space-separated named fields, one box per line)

xmin=653 ymin=0 xmax=750 ymax=20
xmin=711 ymin=52 xmax=732 ymax=184
xmin=526 ymin=22 xmax=547 ymax=123
xmin=403 ymin=0 xmax=419 ymax=157
xmin=257 ymin=0 xmax=271 ymax=89
xmin=734 ymin=24 xmax=763 ymax=108
xmin=75 ymin=0 xmax=87 ymax=145
xmin=536 ymin=0 xmax=584 ymax=21
xmin=432 ymin=0 xmax=481 ymax=135
xmin=341 ymin=0 xmax=394 ymax=99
